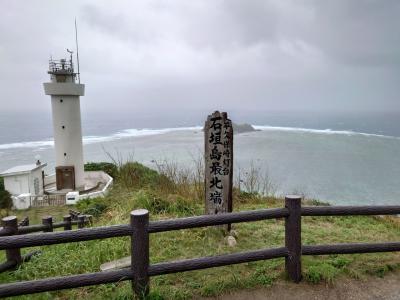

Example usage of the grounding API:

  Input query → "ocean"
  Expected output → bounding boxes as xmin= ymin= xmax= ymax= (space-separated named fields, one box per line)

xmin=0 ymin=110 xmax=399 ymax=206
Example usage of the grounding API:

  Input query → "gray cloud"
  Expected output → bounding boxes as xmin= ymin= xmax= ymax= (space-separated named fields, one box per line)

xmin=302 ymin=1 xmax=400 ymax=67
xmin=0 ymin=0 xmax=399 ymax=116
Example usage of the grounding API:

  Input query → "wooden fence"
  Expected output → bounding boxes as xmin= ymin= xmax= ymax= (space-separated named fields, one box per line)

xmin=0 ymin=196 xmax=399 ymax=298
xmin=0 ymin=213 xmax=91 ymax=273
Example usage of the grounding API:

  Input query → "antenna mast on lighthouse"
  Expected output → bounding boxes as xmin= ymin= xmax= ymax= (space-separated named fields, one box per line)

xmin=75 ymin=18 xmax=81 ymax=83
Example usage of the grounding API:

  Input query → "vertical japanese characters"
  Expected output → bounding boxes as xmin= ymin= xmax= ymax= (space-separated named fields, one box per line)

xmin=204 ymin=111 xmax=233 ymax=215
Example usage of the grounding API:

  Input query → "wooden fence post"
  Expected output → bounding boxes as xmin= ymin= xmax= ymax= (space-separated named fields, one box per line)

xmin=78 ymin=215 xmax=86 ymax=229
xmin=42 ymin=216 xmax=53 ymax=232
xmin=18 ymin=216 xmax=29 ymax=227
xmin=2 ymin=216 xmax=22 ymax=266
xmin=87 ymin=215 xmax=93 ymax=226
xmin=131 ymin=209 xmax=149 ymax=298
xmin=63 ymin=215 xmax=72 ymax=230
xmin=285 ymin=195 xmax=302 ymax=283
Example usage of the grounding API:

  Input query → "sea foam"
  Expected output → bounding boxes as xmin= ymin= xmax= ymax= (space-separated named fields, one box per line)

xmin=0 ymin=126 xmax=203 ymax=150
xmin=252 ymin=125 xmax=398 ymax=139
xmin=0 ymin=125 xmax=397 ymax=150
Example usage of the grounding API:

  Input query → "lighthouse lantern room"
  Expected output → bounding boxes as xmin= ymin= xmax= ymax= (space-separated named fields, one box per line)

xmin=43 ymin=52 xmax=85 ymax=191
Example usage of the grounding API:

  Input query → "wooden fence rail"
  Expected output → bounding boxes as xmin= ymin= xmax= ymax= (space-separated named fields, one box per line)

xmin=0 ymin=213 xmax=91 ymax=273
xmin=0 ymin=196 xmax=400 ymax=298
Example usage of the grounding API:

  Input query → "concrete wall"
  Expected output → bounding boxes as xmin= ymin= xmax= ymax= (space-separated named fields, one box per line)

xmin=43 ymin=82 xmax=84 ymax=96
xmin=4 ymin=169 xmax=44 ymax=197
xmin=4 ymin=175 xmax=30 ymax=195
xmin=79 ymin=171 xmax=113 ymax=201
xmin=9 ymin=171 xmax=113 ymax=209
xmin=12 ymin=194 xmax=31 ymax=210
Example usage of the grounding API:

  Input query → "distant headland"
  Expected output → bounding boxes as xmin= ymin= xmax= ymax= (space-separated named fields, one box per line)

xmin=232 ymin=123 xmax=257 ymax=134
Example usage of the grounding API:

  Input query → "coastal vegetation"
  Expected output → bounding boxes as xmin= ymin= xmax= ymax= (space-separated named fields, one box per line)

xmin=1 ymin=161 xmax=400 ymax=299
xmin=84 ymin=162 xmax=118 ymax=179
xmin=0 ymin=190 xmax=12 ymax=216
xmin=0 ymin=178 xmax=12 ymax=216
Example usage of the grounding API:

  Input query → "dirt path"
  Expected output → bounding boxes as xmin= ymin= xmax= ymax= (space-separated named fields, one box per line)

xmin=200 ymin=272 xmax=400 ymax=300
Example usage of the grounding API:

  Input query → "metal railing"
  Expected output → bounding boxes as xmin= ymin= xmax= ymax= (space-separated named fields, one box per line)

xmin=48 ymin=59 xmax=73 ymax=74
xmin=30 ymin=195 xmax=66 ymax=207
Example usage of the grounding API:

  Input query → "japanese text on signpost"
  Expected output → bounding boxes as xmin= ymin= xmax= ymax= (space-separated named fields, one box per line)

xmin=204 ymin=111 xmax=233 ymax=215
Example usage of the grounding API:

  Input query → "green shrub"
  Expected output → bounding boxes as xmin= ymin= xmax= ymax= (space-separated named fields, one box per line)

xmin=84 ymin=162 xmax=118 ymax=178
xmin=330 ymin=255 xmax=350 ymax=268
xmin=304 ymin=263 xmax=339 ymax=284
xmin=304 ymin=265 xmax=322 ymax=283
xmin=135 ymin=191 xmax=170 ymax=213
xmin=366 ymin=263 xmax=400 ymax=278
xmin=307 ymin=199 xmax=331 ymax=206
xmin=133 ymin=190 xmax=197 ymax=215
xmin=0 ymin=190 xmax=12 ymax=211
xmin=0 ymin=177 xmax=4 ymax=191
xmin=84 ymin=203 xmax=109 ymax=218
xmin=173 ymin=195 xmax=198 ymax=215
xmin=117 ymin=162 xmax=168 ymax=189
xmin=76 ymin=197 xmax=109 ymax=217
xmin=238 ymin=190 xmax=260 ymax=200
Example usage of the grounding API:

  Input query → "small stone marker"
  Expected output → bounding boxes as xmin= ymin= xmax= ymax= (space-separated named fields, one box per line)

xmin=204 ymin=111 xmax=233 ymax=216
xmin=227 ymin=235 xmax=237 ymax=247
xmin=100 ymin=256 xmax=131 ymax=271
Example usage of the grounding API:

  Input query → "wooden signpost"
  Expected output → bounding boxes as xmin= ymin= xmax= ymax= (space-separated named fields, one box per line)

xmin=204 ymin=111 xmax=233 ymax=222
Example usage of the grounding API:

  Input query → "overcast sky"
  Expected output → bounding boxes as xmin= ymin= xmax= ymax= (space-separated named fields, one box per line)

xmin=1 ymin=0 xmax=399 ymax=116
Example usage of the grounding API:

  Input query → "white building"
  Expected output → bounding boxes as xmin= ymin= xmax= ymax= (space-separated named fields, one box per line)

xmin=43 ymin=55 xmax=85 ymax=190
xmin=0 ymin=163 xmax=47 ymax=209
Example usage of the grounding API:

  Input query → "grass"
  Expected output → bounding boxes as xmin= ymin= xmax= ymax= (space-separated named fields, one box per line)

xmin=1 ymin=161 xmax=400 ymax=299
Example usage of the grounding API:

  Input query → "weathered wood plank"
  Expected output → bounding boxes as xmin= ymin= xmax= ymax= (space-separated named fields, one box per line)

xmin=0 ymin=225 xmax=132 ymax=250
xmin=301 ymin=206 xmax=400 ymax=216
xmin=285 ymin=195 xmax=302 ymax=283
xmin=148 ymin=247 xmax=288 ymax=276
xmin=1 ymin=216 xmax=21 ymax=267
xmin=0 ymin=269 xmax=132 ymax=297
xmin=63 ymin=215 xmax=72 ymax=230
xmin=204 ymin=111 xmax=233 ymax=217
xmin=148 ymin=208 xmax=289 ymax=233
xmin=131 ymin=209 xmax=149 ymax=297
xmin=42 ymin=216 xmax=53 ymax=233
xmin=303 ymin=242 xmax=400 ymax=255
xmin=0 ymin=208 xmax=288 ymax=249
xmin=78 ymin=215 xmax=86 ymax=229
xmin=18 ymin=224 xmax=48 ymax=234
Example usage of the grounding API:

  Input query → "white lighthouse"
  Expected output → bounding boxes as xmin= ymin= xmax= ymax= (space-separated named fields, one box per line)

xmin=0 ymin=49 xmax=114 ymax=209
xmin=43 ymin=53 xmax=85 ymax=191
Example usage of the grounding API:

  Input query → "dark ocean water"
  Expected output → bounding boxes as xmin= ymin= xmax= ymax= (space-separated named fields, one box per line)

xmin=0 ymin=110 xmax=399 ymax=205
xmin=1 ymin=110 xmax=400 ymax=145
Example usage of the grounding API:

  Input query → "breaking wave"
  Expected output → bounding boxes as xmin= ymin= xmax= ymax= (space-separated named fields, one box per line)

xmin=0 ymin=125 xmax=397 ymax=151
xmin=252 ymin=125 xmax=399 ymax=139
xmin=0 ymin=126 xmax=203 ymax=150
